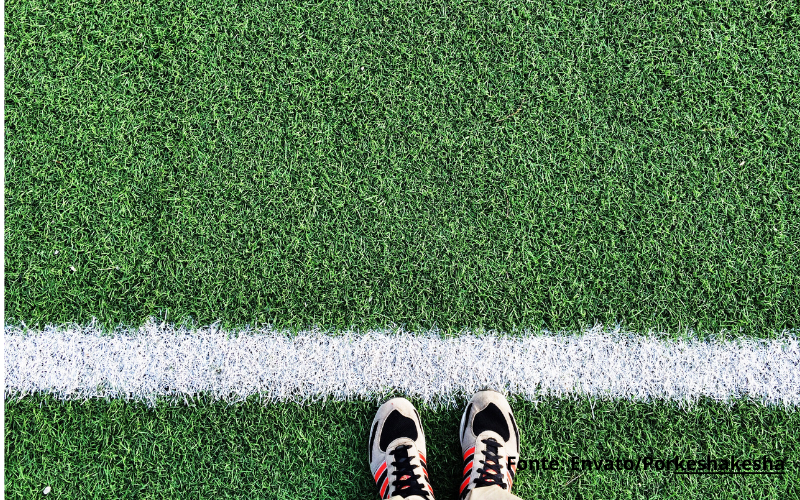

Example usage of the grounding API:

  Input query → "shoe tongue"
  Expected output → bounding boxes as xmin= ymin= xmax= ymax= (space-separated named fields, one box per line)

xmin=389 ymin=439 xmax=420 ymax=476
xmin=389 ymin=441 xmax=427 ymax=498
xmin=476 ymin=433 xmax=506 ymax=471
xmin=477 ymin=431 xmax=505 ymax=450
xmin=388 ymin=437 xmax=417 ymax=453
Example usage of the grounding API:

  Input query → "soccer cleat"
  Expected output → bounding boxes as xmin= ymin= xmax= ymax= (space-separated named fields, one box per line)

xmin=369 ymin=398 xmax=435 ymax=500
xmin=458 ymin=390 xmax=521 ymax=500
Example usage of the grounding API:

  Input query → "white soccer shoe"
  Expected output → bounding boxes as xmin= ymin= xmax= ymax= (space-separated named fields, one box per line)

xmin=368 ymin=398 xmax=435 ymax=500
xmin=458 ymin=391 xmax=521 ymax=500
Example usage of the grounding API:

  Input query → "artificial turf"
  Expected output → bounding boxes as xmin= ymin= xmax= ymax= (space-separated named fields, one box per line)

xmin=5 ymin=395 xmax=799 ymax=499
xmin=5 ymin=0 xmax=799 ymax=337
xmin=5 ymin=0 xmax=800 ymax=498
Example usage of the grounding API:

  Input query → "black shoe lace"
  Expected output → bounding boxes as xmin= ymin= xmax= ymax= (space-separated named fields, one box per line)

xmin=474 ymin=438 xmax=507 ymax=489
xmin=389 ymin=444 xmax=430 ymax=499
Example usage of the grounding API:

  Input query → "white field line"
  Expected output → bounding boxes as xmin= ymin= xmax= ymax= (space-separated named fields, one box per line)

xmin=4 ymin=319 xmax=800 ymax=408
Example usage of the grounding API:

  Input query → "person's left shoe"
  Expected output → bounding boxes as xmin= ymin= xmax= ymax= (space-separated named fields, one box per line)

xmin=368 ymin=398 xmax=434 ymax=500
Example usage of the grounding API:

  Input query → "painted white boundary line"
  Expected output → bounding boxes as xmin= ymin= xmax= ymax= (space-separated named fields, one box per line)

xmin=5 ymin=320 xmax=800 ymax=407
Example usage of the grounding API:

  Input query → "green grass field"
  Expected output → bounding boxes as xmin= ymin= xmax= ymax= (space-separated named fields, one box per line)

xmin=4 ymin=0 xmax=800 ymax=498
xmin=6 ymin=396 xmax=799 ymax=499
xmin=6 ymin=0 xmax=799 ymax=336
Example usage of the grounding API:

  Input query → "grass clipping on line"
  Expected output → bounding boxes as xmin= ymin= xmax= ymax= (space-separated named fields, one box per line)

xmin=4 ymin=318 xmax=800 ymax=409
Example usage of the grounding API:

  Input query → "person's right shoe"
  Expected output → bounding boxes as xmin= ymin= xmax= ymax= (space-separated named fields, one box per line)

xmin=458 ymin=390 xmax=521 ymax=500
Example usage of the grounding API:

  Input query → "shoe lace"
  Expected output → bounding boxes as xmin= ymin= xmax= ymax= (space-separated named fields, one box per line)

xmin=389 ymin=444 xmax=430 ymax=499
xmin=474 ymin=438 xmax=507 ymax=490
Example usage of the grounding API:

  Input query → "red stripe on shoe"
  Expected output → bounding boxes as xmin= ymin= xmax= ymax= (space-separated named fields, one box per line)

xmin=380 ymin=477 xmax=389 ymax=498
xmin=462 ymin=460 xmax=473 ymax=476
xmin=463 ymin=447 xmax=475 ymax=460
xmin=459 ymin=476 xmax=471 ymax=495
xmin=419 ymin=452 xmax=427 ymax=465
xmin=374 ymin=462 xmax=387 ymax=482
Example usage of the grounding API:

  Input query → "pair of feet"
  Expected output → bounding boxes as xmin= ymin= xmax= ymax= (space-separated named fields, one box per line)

xmin=368 ymin=390 xmax=520 ymax=500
